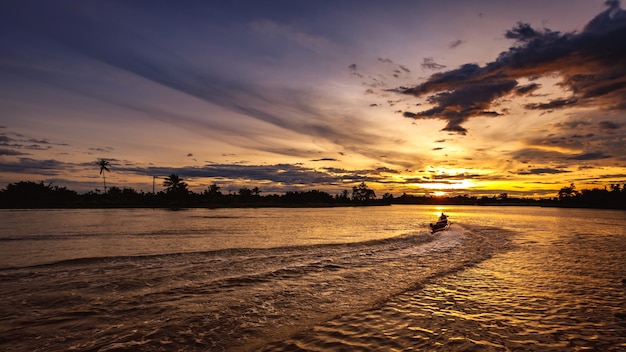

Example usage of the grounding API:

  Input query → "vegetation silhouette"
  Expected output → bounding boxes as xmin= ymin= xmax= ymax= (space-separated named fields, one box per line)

xmin=0 ymin=178 xmax=624 ymax=210
xmin=352 ymin=182 xmax=376 ymax=203
xmin=163 ymin=174 xmax=188 ymax=194
xmin=0 ymin=181 xmax=78 ymax=208
xmin=555 ymin=183 xmax=626 ymax=209
xmin=97 ymin=159 xmax=110 ymax=193
xmin=558 ymin=183 xmax=579 ymax=200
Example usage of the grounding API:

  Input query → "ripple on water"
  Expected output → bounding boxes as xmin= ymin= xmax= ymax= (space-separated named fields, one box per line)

xmin=263 ymin=228 xmax=626 ymax=351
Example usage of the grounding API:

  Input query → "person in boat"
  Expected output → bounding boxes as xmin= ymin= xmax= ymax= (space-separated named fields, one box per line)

xmin=430 ymin=213 xmax=452 ymax=233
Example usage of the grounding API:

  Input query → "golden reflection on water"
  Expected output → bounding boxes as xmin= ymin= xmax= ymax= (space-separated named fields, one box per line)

xmin=263 ymin=209 xmax=626 ymax=351
xmin=1 ymin=206 xmax=625 ymax=351
xmin=0 ymin=207 xmax=434 ymax=267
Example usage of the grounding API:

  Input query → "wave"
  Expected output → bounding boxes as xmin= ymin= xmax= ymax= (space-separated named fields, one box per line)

xmin=0 ymin=225 xmax=515 ymax=351
xmin=0 ymin=228 xmax=220 ymax=243
xmin=0 ymin=225 xmax=436 ymax=270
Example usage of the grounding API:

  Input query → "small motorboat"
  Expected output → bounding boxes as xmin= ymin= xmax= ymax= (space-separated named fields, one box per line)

xmin=430 ymin=213 xmax=451 ymax=233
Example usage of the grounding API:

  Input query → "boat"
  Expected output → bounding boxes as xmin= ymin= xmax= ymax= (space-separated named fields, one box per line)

xmin=430 ymin=213 xmax=451 ymax=233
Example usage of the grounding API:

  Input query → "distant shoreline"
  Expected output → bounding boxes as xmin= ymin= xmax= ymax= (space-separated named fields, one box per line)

xmin=1 ymin=202 xmax=624 ymax=211
xmin=2 ymin=180 xmax=624 ymax=210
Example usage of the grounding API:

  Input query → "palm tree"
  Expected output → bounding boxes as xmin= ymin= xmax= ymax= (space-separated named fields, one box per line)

xmin=97 ymin=159 xmax=110 ymax=193
xmin=163 ymin=174 xmax=188 ymax=194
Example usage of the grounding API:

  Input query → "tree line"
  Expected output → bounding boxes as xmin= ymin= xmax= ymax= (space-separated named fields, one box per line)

xmin=0 ymin=176 xmax=383 ymax=208
xmin=1 ymin=178 xmax=624 ymax=209
xmin=554 ymin=183 xmax=626 ymax=209
xmin=0 ymin=159 xmax=624 ymax=209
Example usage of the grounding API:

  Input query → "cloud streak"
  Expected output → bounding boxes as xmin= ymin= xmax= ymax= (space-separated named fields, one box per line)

xmin=1 ymin=2 xmax=396 ymax=165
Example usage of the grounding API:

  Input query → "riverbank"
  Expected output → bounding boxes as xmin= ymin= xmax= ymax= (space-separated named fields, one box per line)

xmin=2 ymin=180 xmax=625 ymax=210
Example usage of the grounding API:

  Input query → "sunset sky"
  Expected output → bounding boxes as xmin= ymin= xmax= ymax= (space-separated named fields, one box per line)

xmin=1 ymin=0 xmax=625 ymax=197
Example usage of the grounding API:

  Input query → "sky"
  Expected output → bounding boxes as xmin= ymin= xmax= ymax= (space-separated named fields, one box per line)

xmin=1 ymin=0 xmax=625 ymax=197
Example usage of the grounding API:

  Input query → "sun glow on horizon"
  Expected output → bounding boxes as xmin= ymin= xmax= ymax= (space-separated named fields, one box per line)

xmin=409 ymin=178 xmax=476 ymax=191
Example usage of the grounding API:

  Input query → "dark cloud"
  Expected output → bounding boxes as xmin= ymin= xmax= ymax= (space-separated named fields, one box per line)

xmin=515 ymin=83 xmax=541 ymax=95
xmin=0 ymin=158 xmax=69 ymax=175
xmin=518 ymin=113 xmax=626 ymax=166
xmin=504 ymin=22 xmax=543 ymax=41
xmin=511 ymin=148 xmax=568 ymax=161
xmin=1 ymin=131 xmax=70 ymax=152
xmin=569 ymin=151 xmax=612 ymax=160
xmin=524 ymin=97 xmax=578 ymax=110
xmin=0 ymin=148 xmax=29 ymax=156
xmin=570 ymin=133 xmax=595 ymax=139
xmin=27 ymin=138 xmax=67 ymax=146
xmin=421 ymin=57 xmax=446 ymax=70
xmin=88 ymin=147 xmax=114 ymax=154
xmin=0 ymin=135 xmax=19 ymax=147
xmin=123 ymin=163 xmax=351 ymax=186
xmin=311 ymin=158 xmax=339 ymax=162
xmin=551 ymin=120 xmax=593 ymax=129
xmin=599 ymin=120 xmax=622 ymax=130
xmin=23 ymin=144 xmax=52 ymax=151
xmin=393 ymin=3 xmax=626 ymax=134
xmin=403 ymin=177 xmax=459 ymax=185
xmin=515 ymin=167 xmax=571 ymax=175
xmin=511 ymin=146 xmax=615 ymax=164
xmin=373 ymin=167 xmax=398 ymax=174
xmin=449 ymin=39 xmax=465 ymax=49
xmin=430 ymin=172 xmax=483 ymax=180
xmin=401 ymin=77 xmax=516 ymax=134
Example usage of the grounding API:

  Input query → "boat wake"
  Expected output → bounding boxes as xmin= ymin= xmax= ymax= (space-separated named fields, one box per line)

xmin=0 ymin=224 xmax=513 ymax=351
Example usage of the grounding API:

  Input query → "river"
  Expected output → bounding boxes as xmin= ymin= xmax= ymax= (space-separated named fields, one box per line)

xmin=0 ymin=206 xmax=624 ymax=351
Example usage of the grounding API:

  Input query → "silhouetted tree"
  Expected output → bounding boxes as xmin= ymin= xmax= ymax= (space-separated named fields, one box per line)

xmin=163 ymin=174 xmax=188 ymax=195
xmin=335 ymin=190 xmax=350 ymax=202
xmin=558 ymin=183 xmax=579 ymax=200
xmin=97 ymin=159 xmax=110 ymax=193
xmin=107 ymin=186 xmax=123 ymax=197
xmin=0 ymin=181 xmax=78 ymax=207
xmin=238 ymin=187 xmax=253 ymax=199
xmin=204 ymin=183 xmax=222 ymax=197
xmin=352 ymin=182 xmax=376 ymax=202
xmin=283 ymin=190 xmax=334 ymax=204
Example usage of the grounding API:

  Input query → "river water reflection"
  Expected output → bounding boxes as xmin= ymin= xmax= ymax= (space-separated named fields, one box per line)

xmin=265 ymin=207 xmax=626 ymax=351
xmin=0 ymin=206 xmax=624 ymax=351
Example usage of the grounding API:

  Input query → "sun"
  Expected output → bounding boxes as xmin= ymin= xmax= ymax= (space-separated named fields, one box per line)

xmin=432 ymin=191 xmax=448 ymax=197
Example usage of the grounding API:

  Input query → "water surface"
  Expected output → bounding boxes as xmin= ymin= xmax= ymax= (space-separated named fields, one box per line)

xmin=0 ymin=206 xmax=624 ymax=351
